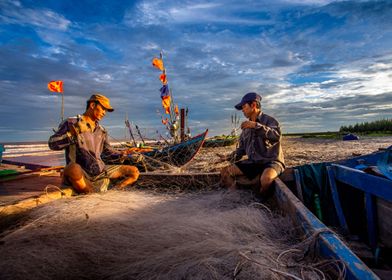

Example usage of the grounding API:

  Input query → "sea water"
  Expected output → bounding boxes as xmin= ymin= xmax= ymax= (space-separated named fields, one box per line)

xmin=1 ymin=140 xmax=131 ymax=167
xmin=1 ymin=141 xmax=65 ymax=167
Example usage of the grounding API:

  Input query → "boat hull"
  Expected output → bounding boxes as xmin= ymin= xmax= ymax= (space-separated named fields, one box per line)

xmin=105 ymin=130 xmax=208 ymax=171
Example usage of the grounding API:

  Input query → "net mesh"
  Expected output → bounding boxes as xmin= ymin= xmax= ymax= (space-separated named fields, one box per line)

xmin=0 ymin=190 xmax=344 ymax=280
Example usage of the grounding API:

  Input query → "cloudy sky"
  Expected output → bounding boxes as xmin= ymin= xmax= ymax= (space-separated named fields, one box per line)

xmin=1 ymin=0 xmax=391 ymax=142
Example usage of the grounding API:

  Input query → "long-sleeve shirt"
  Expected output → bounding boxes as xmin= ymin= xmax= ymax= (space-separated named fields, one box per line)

xmin=48 ymin=115 xmax=116 ymax=176
xmin=234 ymin=112 xmax=285 ymax=167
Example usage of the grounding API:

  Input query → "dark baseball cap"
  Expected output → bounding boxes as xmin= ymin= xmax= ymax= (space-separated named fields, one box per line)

xmin=234 ymin=92 xmax=262 ymax=110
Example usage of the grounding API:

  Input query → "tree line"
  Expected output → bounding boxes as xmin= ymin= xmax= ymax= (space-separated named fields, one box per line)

xmin=339 ymin=119 xmax=392 ymax=133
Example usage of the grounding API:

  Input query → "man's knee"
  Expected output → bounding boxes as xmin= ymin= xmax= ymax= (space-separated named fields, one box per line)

xmin=260 ymin=176 xmax=274 ymax=189
xmin=130 ymin=166 xmax=140 ymax=179
xmin=260 ymin=168 xmax=278 ymax=189
xmin=64 ymin=163 xmax=83 ymax=178
xmin=121 ymin=165 xmax=140 ymax=178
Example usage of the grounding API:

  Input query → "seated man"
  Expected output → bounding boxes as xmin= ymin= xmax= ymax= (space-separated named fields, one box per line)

xmin=219 ymin=92 xmax=285 ymax=195
xmin=49 ymin=94 xmax=139 ymax=193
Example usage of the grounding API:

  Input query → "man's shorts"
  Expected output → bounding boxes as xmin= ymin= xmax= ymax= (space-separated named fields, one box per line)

xmin=235 ymin=160 xmax=284 ymax=180
xmin=63 ymin=165 xmax=122 ymax=193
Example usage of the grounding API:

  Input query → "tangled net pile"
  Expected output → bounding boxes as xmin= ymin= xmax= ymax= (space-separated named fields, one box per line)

xmin=0 ymin=189 xmax=343 ymax=280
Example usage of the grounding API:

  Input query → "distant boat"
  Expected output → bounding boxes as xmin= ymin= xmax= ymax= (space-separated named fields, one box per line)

xmin=104 ymin=130 xmax=208 ymax=171
xmin=202 ymin=135 xmax=239 ymax=148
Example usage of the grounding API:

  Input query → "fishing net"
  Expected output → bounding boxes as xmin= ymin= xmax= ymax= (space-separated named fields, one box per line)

xmin=0 ymin=189 xmax=343 ymax=280
xmin=4 ymin=134 xmax=389 ymax=279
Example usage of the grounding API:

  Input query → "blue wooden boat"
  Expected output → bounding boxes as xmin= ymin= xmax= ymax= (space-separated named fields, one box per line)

xmin=277 ymin=147 xmax=392 ymax=279
xmin=104 ymin=130 xmax=208 ymax=171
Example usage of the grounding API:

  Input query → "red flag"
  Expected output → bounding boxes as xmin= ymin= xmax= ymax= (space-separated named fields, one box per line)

xmin=48 ymin=81 xmax=63 ymax=93
xmin=152 ymin=57 xmax=164 ymax=71
xmin=174 ymin=104 xmax=179 ymax=116
xmin=162 ymin=95 xmax=171 ymax=114
xmin=159 ymin=73 xmax=167 ymax=84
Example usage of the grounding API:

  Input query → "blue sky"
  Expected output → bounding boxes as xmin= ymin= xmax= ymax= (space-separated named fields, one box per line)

xmin=1 ymin=0 xmax=391 ymax=142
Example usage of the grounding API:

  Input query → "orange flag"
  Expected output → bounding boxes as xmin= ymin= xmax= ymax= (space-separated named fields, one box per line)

xmin=174 ymin=104 xmax=179 ymax=116
xmin=159 ymin=73 xmax=167 ymax=84
xmin=48 ymin=81 xmax=63 ymax=93
xmin=152 ymin=57 xmax=164 ymax=71
xmin=162 ymin=95 xmax=171 ymax=114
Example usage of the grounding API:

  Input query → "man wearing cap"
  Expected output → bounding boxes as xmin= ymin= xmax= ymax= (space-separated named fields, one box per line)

xmin=49 ymin=94 xmax=139 ymax=193
xmin=219 ymin=92 xmax=285 ymax=196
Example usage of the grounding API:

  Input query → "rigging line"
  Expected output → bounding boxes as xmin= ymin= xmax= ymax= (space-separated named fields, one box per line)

xmin=107 ymin=133 xmax=129 ymax=149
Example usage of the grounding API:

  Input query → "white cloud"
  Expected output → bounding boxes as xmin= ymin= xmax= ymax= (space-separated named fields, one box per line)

xmin=1 ymin=1 xmax=71 ymax=31
xmin=92 ymin=73 xmax=114 ymax=83
xmin=125 ymin=0 xmax=275 ymax=26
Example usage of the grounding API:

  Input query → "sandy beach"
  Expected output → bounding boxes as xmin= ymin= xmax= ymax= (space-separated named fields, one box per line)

xmin=190 ymin=136 xmax=392 ymax=172
xmin=2 ymin=136 xmax=391 ymax=172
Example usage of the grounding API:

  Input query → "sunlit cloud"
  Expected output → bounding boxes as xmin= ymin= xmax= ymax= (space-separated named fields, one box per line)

xmin=0 ymin=0 xmax=391 ymax=140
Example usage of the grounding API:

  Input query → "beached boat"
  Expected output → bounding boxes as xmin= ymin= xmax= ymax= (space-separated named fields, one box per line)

xmin=103 ymin=130 xmax=208 ymax=171
xmin=202 ymin=135 xmax=239 ymax=148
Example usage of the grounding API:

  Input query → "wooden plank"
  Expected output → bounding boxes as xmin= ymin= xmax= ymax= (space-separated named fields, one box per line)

xmin=0 ymin=187 xmax=74 ymax=216
xmin=0 ymin=172 xmax=63 ymax=205
xmin=326 ymin=166 xmax=350 ymax=235
xmin=331 ymin=164 xmax=392 ymax=202
xmin=0 ymin=166 xmax=64 ymax=182
xmin=1 ymin=159 xmax=51 ymax=170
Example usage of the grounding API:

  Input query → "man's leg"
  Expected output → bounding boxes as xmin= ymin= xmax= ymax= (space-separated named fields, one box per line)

xmin=63 ymin=163 xmax=94 ymax=194
xmin=259 ymin=167 xmax=278 ymax=195
xmin=220 ymin=164 xmax=244 ymax=190
xmin=109 ymin=165 xmax=140 ymax=189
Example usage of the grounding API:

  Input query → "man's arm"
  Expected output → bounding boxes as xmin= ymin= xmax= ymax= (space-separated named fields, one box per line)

xmin=48 ymin=119 xmax=77 ymax=151
xmin=255 ymin=122 xmax=281 ymax=144
xmin=241 ymin=119 xmax=281 ymax=144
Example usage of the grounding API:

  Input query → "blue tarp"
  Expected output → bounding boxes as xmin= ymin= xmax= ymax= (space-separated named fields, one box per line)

xmin=343 ymin=133 xmax=359 ymax=141
xmin=296 ymin=163 xmax=338 ymax=226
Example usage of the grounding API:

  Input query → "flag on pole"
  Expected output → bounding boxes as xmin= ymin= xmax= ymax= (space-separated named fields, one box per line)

xmin=159 ymin=73 xmax=167 ymax=84
xmin=162 ymin=96 xmax=171 ymax=114
xmin=160 ymin=84 xmax=170 ymax=98
xmin=48 ymin=81 xmax=63 ymax=93
xmin=152 ymin=57 xmax=164 ymax=71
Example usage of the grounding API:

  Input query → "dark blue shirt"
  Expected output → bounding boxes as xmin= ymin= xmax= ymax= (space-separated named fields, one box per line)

xmin=235 ymin=112 xmax=285 ymax=167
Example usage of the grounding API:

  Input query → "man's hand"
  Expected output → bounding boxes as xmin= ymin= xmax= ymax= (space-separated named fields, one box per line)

xmin=69 ymin=121 xmax=89 ymax=137
xmin=68 ymin=124 xmax=78 ymax=137
xmin=216 ymin=153 xmax=229 ymax=163
xmin=128 ymin=153 xmax=145 ymax=163
xmin=240 ymin=121 xmax=257 ymax=129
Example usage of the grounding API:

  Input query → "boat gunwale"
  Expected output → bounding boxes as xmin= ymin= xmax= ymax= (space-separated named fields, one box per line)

xmin=274 ymin=178 xmax=380 ymax=280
